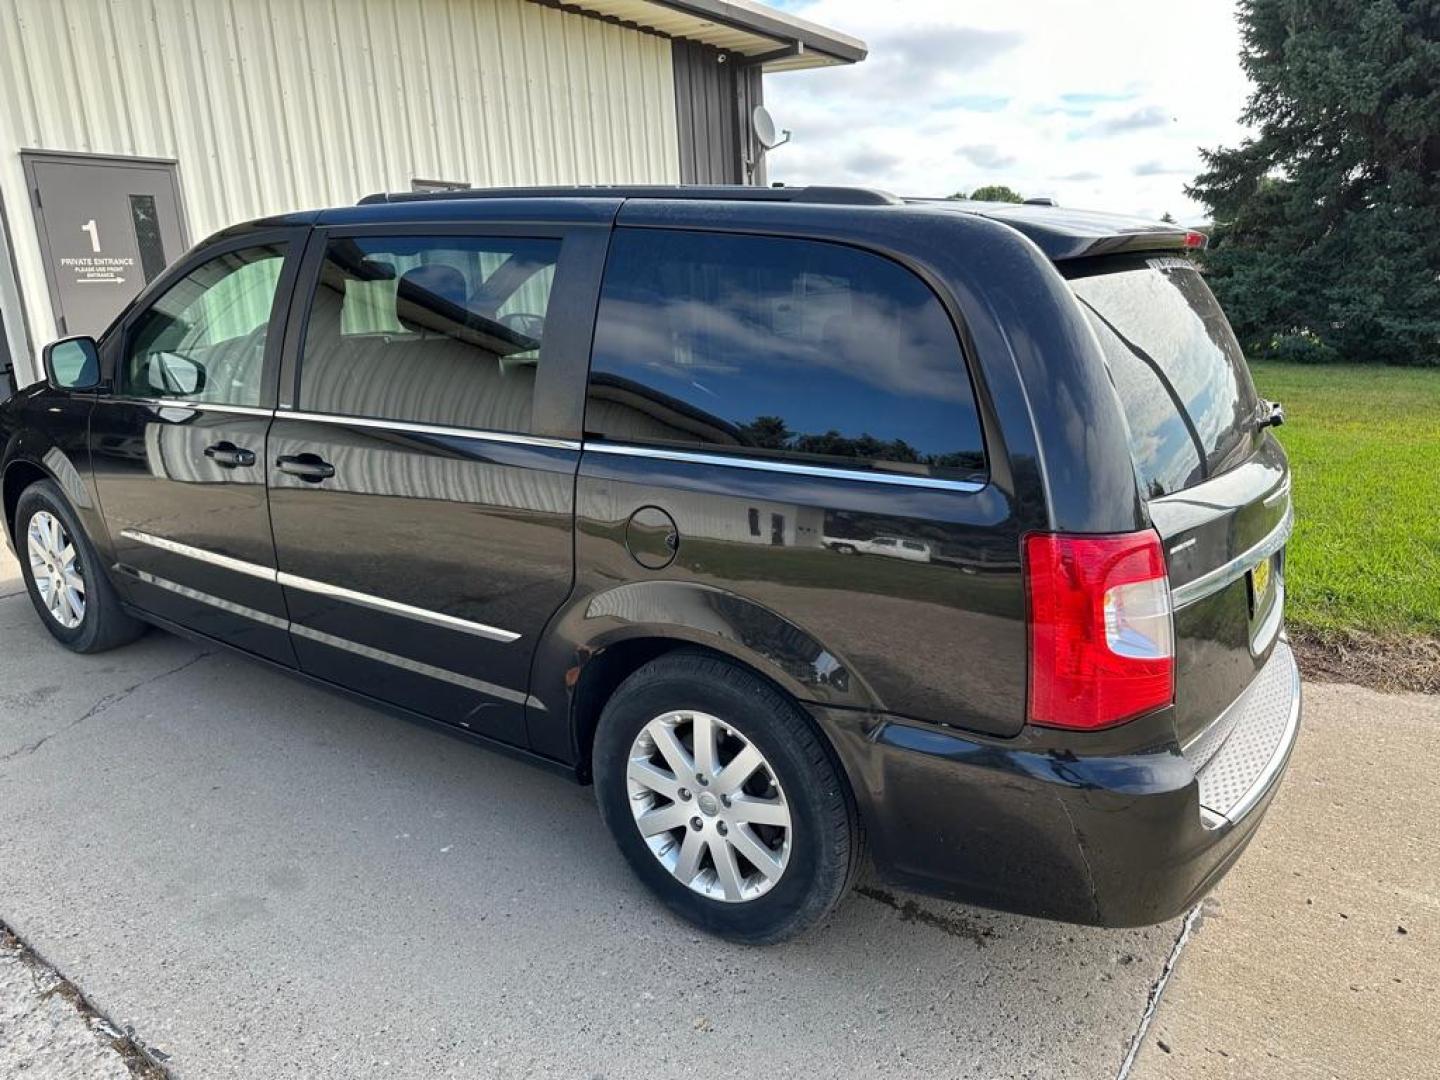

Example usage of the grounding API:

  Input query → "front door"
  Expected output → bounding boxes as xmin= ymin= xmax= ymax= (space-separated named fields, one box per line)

xmin=91 ymin=231 xmax=304 ymax=665
xmin=23 ymin=152 xmax=187 ymax=339
xmin=266 ymin=226 xmax=596 ymax=747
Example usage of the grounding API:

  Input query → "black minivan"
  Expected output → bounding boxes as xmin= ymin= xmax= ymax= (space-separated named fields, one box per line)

xmin=1 ymin=186 xmax=1299 ymax=943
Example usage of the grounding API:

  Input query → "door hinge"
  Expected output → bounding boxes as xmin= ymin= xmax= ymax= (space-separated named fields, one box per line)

xmin=31 ymin=186 xmax=41 ymax=209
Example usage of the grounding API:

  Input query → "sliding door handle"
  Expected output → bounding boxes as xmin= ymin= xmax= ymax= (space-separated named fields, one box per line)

xmin=275 ymin=453 xmax=335 ymax=483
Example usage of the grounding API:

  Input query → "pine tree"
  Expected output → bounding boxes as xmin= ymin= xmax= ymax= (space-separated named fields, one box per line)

xmin=1189 ymin=0 xmax=1440 ymax=365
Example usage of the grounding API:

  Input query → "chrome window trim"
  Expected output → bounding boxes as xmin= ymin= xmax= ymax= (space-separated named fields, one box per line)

xmin=99 ymin=398 xmax=275 ymax=418
xmin=582 ymin=442 xmax=988 ymax=492
xmin=1170 ymin=503 xmax=1294 ymax=609
xmin=276 ymin=410 xmax=580 ymax=451
xmin=119 ymin=529 xmax=520 ymax=643
xmin=121 ymin=529 xmax=278 ymax=582
xmin=275 ymin=570 xmax=520 ymax=643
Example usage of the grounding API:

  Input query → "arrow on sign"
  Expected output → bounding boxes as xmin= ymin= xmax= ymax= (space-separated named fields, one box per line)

xmin=78 ymin=276 xmax=126 ymax=284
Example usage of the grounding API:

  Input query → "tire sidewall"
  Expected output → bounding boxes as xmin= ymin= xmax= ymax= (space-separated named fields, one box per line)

xmin=15 ymin=481 xmax=103 ymax=650
xmin=595 ymin=659 xmax=850 ymax=943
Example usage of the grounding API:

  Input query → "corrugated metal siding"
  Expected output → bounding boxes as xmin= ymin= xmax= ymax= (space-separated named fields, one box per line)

xmin=0 ymin=0 xmax=680 ymax=383
xmin=672 ymin=38 xmax=762 ymax=185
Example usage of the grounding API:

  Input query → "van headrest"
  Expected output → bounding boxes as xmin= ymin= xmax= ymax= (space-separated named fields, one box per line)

xmin=396 ymin=265 xmax=469 ymax=334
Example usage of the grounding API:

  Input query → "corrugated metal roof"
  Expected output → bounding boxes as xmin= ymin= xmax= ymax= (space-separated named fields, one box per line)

xmin=544 ymin=0 xmax=867 ymax=69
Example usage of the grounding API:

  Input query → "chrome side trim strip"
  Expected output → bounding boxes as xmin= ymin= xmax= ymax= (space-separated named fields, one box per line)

xmin=99 ymin=398 xmax=276 ymax=418
xmin=1170 ymin=503 xmax=1294 ymax=609
xmin=132 ymin=570 xmax=290 ymax=629
xmin=583 ymin=442 xmax=988 ymax=492
xmin=288 ymin=624 xmax=528 ymax=704
xmin=276 ymin=410 xmax=580 ymax=451
xmin=121 ymin=530 xmax=520 ymax=643
xmin=121 ymin=530 xmax=279 ymax=582
xmin=125 ymin=568 xmax=525 ymax=704
xmin=276 ymin=571 xmax=521 ymax=643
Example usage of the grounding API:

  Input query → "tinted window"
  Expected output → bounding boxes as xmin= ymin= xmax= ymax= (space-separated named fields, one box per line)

xmin=1069 ymin=256 xmax=1260 ymax=497
xmin=122 ymin=245 xmax=286 ymax=406
xmin=586 ymin=230 xmax=985 ymax=481
xmin=298 ymin=235 xmax=560 ymax=432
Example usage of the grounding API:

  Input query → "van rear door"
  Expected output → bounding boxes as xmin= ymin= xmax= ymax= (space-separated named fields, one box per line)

xmin=1065 ymin=255 xmax=1291 ymax=749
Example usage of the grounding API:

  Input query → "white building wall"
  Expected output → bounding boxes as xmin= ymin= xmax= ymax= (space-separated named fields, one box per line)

xmin=0 ymin=0 xmax=681 ymax=384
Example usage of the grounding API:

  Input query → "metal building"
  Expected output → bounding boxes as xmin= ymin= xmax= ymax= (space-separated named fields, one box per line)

xmin=0 ymin=0 xmax=864 ymax=389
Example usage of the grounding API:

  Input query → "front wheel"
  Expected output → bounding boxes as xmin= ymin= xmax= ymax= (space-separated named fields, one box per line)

xmin=15 ymin=479 xmax=145 ymax=653
xmin=594 ymin=651 xmax=862 ymax=944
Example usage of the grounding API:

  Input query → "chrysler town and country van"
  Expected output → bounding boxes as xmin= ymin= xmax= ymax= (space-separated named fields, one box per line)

xmin=0 ymin=186 xmax=1300 ymax=943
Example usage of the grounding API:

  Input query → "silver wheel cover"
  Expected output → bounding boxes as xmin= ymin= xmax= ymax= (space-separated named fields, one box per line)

xmin=27 ymin=510 xmax=86 ymax=630
xmin=627 ymin=710 xmax=792 ymax=903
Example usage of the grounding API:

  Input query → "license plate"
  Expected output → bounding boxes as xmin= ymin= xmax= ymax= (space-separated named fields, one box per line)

xmin=1250 ymin=557 xmax=1273 ymax=609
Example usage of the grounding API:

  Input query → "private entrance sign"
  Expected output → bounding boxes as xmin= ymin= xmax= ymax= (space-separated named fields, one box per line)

xmin=21 ymin=152 xmax=187 ymax=339
xmin=61 ymin=254 xmax=133 ymax=286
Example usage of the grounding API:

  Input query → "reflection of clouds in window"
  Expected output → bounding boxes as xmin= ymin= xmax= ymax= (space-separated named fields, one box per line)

xmin=598 ymin=292 xmax=971 ymax=407
xmin=587 ymin=230 xmax=986 ymax=480
xmin=1073 ymin=262 xmax=1255 ymax=497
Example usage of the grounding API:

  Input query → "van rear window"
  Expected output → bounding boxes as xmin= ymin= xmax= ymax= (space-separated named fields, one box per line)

xmin=1068 ymin=257 xmax=1260 ymax=497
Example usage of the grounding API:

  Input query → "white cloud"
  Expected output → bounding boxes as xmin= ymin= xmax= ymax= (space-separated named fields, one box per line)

xmin=762 ymin=0 xmax=1252 ymax=222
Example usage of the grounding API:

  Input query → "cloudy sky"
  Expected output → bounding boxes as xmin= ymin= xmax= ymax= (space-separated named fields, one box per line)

xmin=764 ymin=0 xmax=1252 ymax=223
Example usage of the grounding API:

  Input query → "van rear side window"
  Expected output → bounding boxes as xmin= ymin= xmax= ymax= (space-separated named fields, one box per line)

xmin=1069 ymin=257 xmax=1261 ymax=498
xmin=585 ymin=228 xmax=986 ymax=483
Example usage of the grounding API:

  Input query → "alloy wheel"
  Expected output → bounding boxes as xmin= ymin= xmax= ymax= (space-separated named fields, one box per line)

xmin=626 ymin=710 xmax=792 ymax=903
xmin=26 ymin=510 xmax=86 ymax=630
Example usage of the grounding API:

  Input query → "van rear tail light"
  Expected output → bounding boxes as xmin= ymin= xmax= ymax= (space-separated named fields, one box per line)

xmin=1024 ymin=531 xmax=1174 ymax=730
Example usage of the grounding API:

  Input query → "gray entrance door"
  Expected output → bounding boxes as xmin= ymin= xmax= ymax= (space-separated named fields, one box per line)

xmin=23 ymin=152 xmax=188 ymax=339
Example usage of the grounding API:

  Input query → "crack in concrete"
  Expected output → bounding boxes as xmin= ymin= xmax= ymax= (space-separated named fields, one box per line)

xmin=1114 ymin=901 xmax=1205 ymax=1080
xmin=855 ymin=885 xmax=995 ymax=947
xmin=0 ymin=650 xmax=213 ymax=765
xmin=2 ymin=921 xmax=170 ymax=1078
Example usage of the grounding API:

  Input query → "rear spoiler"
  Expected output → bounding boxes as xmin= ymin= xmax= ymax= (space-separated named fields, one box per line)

xmin=996 ymin=220 xmax=1208 ymax=261
xmin=921 ymin=199 xmax=1210 ymax=261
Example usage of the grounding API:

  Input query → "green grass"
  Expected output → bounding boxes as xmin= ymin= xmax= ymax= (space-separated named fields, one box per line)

xmin=1249 ymin=362 xmax=1440 ymax=639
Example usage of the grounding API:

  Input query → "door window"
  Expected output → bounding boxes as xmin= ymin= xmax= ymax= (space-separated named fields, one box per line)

xmin=297 ymin=235 xmax=561 ymax=433
xmin=585 ymin=229 xmax=986 ymax=482
xmin=120 ymin=244 xmax=286 ymax=407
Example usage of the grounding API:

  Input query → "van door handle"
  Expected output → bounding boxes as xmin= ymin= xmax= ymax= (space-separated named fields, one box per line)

xmin=204 ymin=441 xmax=256 ymax=468
xmin=275 ymin=453 xmax=336 ymax=483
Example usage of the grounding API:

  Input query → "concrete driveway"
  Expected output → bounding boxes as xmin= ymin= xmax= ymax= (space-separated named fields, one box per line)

xmin=0 ymin=543 xmax=1185 ymax=1078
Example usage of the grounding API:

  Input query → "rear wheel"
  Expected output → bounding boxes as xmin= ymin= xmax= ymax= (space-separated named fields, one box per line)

xmin=15 ymin=480 xmax=145 ymax=653
xmin=594 ymin=651 xmax=861 ymax=944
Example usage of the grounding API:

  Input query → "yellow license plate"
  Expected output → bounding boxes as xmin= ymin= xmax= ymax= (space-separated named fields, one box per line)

xmin=1252 ymin=557 xmax=1272 ymax=600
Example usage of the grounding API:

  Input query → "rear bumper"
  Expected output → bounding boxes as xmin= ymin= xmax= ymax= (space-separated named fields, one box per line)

xmin=810 ymin=641 xmax=1302 ymax=927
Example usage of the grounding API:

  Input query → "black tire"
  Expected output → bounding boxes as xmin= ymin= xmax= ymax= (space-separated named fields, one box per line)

xmin=594 ymin=650 xmax=863 ymax=945
xmin=833 ymin=543 xmax=858 ymax=555
xmin=14 ymin=479 xmax=146 ymax=654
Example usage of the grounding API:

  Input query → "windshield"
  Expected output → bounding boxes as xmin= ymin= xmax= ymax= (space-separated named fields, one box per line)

xmin=1068 ymin=256 xmax=1261 ymax=497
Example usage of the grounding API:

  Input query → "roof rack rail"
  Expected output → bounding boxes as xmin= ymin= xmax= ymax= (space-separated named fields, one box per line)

xmin=356 ymin=185 xmax=901 ymax=207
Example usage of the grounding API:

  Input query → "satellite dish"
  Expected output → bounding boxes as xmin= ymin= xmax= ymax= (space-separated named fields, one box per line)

xmin=752 ymin=105 xmax=791 ymax=151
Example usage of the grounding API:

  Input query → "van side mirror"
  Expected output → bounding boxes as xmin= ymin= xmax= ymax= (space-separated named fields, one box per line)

xmin=145 ymin=351 xmax=207 ymax=397
xmin=42 ymin=336 xmax=100 ymax=391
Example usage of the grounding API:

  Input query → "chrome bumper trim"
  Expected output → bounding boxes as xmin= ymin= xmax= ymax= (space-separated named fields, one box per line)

xmin=1194 ymin=640 xmax=1302 ymax=830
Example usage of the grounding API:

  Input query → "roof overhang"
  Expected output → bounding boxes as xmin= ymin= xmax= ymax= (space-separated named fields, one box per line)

xmin=540 ymin=0 xmax=867 ymax=70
